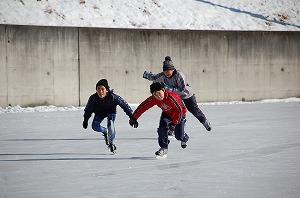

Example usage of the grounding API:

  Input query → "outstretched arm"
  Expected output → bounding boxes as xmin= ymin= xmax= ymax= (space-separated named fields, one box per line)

xmin=114 ymin=94 xmax=133 ymax=117
xmin=132 ymin=96 xmax=156 ymax=120
xmin=143 ymin=71 xmax=164 ymax=81
xmin=129 ymin=96 xmax=156 ymax=128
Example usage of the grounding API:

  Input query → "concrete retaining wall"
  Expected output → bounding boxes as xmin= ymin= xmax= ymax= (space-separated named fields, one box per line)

xmin=1 ymin=25 xmax=79 ymax=106
xmin=0 ymin=26 xmax=7 ymax=107
xmin=0 ymin=25 xmax=299 ymax=107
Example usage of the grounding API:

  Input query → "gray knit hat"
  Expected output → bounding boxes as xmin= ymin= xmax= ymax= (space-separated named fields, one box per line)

xmin=162 ymin=56 xmax=175 ymax=71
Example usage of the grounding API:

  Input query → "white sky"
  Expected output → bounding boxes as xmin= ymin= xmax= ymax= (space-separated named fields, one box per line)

xmin=0 ymin=0 xmax=300 ymax=31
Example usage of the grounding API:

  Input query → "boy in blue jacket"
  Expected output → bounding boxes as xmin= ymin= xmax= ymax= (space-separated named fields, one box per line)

xmin=82 ymin=79 xmax=137 ymax=154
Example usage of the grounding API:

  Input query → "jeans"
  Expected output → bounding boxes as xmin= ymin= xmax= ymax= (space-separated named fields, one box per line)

xmin=157 ymin=113 xmax=189 ymax=149
xmin=92 ymin=113 xmax=116 ymax=144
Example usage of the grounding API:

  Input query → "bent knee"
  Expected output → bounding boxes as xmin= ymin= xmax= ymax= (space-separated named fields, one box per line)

xmin=92 ymin=121 xmax=100 ymax=131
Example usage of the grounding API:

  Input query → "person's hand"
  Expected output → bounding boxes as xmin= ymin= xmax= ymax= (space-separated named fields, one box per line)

xmin=169 ymin=123 xmax=176 ymax=132
xmin=82 ymin=119 xmax=88 ymax=129
xmin=129 ymin=116 xmax=139 ymax=128
xmin=143 ymin=71 xmax=152 ymax=80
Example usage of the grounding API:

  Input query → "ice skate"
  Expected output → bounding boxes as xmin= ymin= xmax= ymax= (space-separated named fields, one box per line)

xmin=155 ymin=148 xmax=167 ymax=159
xmin=181 ymin=141 xmax=187 ymax=149
xmin=203 ymin=120 xmax=211 ymax=131
xmin=103 ymin=133 xmax=109 ymax=145
xmin=108 ymin=143 xmax=117 ymax=154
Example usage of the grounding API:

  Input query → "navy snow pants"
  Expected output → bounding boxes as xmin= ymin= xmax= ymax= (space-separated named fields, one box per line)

xmin=157 ymin=113 xmax=189 ymax=149
xmin=183 ymin=94 xmax=207 ymax=124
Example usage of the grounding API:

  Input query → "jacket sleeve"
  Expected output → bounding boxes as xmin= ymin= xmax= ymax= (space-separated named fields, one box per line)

xmin=133 ymin=96 xmax=156 ymax=120
xmin=114 ymin=94 xmax=133 ymax=117
xmin=147 ymin=72 xmax=165 ymax=82
xmin=83 ymin=95 xmax=95 ymax=120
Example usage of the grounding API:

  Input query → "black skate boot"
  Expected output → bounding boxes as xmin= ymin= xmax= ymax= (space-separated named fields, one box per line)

xmin=203 ymin=120 xmax=211 ymax=131
xmin=103 ymin=133 xmax=109 ymax=145
xmin=181 ymin=133 xmax=189 ymax=148
xmin=108 ymin=143 xmax=116 ymax=154
xmin=155 ymin=148 xmax=168 ymax=159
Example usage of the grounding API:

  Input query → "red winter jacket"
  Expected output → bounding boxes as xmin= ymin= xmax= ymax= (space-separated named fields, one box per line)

xmin=133 ymin=90 xmax=187 ymax=125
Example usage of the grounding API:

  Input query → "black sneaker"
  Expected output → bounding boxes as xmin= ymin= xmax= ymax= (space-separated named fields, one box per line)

xmin=103 ymin=133 xmax=109 ymax=145
xmin=181 ymin=141 xmax=187 ymax=149
xmin=203 ymin=120 xmax=211 ymax=131
xmin=108 ymin=143 xmax=116 ymax=154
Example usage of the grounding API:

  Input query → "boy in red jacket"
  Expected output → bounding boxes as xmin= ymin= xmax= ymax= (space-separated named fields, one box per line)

xmin=129 ymin=82 xmax=189 ymax=158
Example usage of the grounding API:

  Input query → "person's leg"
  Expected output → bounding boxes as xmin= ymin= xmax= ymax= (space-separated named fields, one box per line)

xmin=174 ymin=117 xmax=189 ymax=148
xmin=183 ymin=95 xmax=211 ymax=131
xmin=106 ymin=113 xmax=116 ymax=145
xmin=157 ymin=113 xmax=171 ymax=149
xmin=92 ymin=116 xmax=107 ymax=133
xmin=92 ymin=115 xmax=110 ymax=145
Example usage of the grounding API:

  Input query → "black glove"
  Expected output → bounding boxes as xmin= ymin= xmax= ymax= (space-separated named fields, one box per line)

xmin=169 ymin=123 xmax=176 ymax=132
xmin=142 ymin=71 xmax=152 ymax=80
xmin=82 ymin=119 xmax=88 ymax=129
xmin=129 ymin=116 xmax=139 ymax=128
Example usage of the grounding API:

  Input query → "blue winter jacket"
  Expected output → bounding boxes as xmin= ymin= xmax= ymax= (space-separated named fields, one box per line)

xmin=84 ymin=91 xmax=133 ymax=120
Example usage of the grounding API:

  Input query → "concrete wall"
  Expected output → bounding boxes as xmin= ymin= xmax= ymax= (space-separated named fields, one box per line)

xmin=79 ymin=29 xmax=300 ymax=104
xmin=1 ymin=25 xmax=78 ymax=106
xmin=0 ymin=25 xmax=299 ymax=107
xmin=0 ymin=26 xmax=7 ymax=106
xmin=79 ymin=28 xmax=174 ymax=104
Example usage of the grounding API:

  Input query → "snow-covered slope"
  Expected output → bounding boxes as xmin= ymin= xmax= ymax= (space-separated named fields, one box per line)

xmin=0 ymin=0 xmax=299 ymax=31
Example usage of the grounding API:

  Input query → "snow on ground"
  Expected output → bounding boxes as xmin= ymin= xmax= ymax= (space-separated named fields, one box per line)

xmin=0 ymin=97 xmax=299 ymax=114
xmin=0 ymin=0 xmax=300 ymax=31
xmin=0 ymin=101 xmax=300 ymax=198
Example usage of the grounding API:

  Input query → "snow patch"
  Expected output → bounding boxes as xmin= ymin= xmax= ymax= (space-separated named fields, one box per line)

xmin=202 ymin=97 xmax=300 ymax=105
xmin=1 ymin=98 xmax=299 ymax=114
xmin=0 ymin=105 xmax=84 ymax=114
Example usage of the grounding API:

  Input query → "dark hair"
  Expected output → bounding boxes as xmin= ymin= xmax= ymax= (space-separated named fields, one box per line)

xmin=150 ymin=82 xmax=164 ymax=94
xmin=96 ymin=79 xmax=110 ymax=90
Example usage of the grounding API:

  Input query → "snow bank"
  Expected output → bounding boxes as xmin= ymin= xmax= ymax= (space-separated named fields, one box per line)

xmin=1 ymin=97 xmax=299 ymax=114
xmin=202 ymin=97 xmax=300 ymax=105
xmin=0 ymin=105 xmax=84 ymax=114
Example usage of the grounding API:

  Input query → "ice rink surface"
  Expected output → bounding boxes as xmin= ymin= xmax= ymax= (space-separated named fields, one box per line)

xmin=1 ymin=102 xmax=300 ymax=198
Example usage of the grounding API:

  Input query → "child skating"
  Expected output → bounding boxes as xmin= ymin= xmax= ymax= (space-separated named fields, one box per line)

xmin=129 ymin=82 xmax=189 ymax=158
xmin=143 ymin=56 xmax=211 ymax=132
xmin=83 ymin=79 xmax=135 ymax=154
